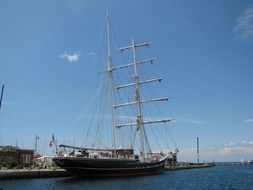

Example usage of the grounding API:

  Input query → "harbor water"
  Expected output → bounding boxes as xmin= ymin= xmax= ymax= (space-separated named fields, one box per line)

xmin=1 ymin=165 xmax=253 ymax=190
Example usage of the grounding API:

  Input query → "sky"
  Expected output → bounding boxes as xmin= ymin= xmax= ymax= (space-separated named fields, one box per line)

xmin=0 ymin=0 xmax=253 ymax=162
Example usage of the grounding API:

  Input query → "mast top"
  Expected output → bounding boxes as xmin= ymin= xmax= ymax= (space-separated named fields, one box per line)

xmin=106 ymin=11 xmax=111 ymax=58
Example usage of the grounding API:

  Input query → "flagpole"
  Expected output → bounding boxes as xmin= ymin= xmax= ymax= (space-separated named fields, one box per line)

xmin=55 ymin=138 xmax=58 ymax=155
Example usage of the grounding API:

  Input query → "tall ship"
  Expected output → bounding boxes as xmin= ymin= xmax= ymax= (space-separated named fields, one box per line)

xmin=53 ymin=14 xmax=173 ymax=177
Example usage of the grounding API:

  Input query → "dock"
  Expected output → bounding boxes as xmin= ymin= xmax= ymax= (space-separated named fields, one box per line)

xmin=0 ymin=169 xmax=72 ymax=180
xmin=0 ymin=163 xmax=215 ymax=180
xmin=214 ymin=162 xmax=253 ymax=166
xmin=165 ymin=162 xmax=215 ymax=171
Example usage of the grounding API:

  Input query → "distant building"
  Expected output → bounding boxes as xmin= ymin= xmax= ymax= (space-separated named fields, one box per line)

xmin=0 ymin=146 xmax=34 ymax=165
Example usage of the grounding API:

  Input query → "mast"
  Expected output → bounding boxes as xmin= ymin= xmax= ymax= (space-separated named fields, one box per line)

xmin=132 ymin=39 xmax=145 ymax=161
xmin=115 ymin=40 xmax=172 ymax=161
xmin=106 ymin=12 xmax=116 ymax=154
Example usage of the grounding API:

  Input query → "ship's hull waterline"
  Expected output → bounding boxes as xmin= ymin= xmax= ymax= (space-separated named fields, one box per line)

xmin=53 ymin=157 xmax=166 ymax=177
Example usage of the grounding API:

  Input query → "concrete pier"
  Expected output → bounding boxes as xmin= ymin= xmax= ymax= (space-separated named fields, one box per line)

xmin=0 ymin=169 xmax=72 ymax=180
xmin=0 ymin=163 xmax=216 ymax=180
xmin=165 ymin=162 xmax=215 ymax=171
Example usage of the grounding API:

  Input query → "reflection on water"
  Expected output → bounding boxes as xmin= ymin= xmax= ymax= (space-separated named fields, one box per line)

xmin=1 ymin=165 xmax=253 ymax=190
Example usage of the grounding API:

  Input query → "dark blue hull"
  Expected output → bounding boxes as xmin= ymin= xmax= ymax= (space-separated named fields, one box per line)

xmin=53 ymin=157 xmax=166 ymax=177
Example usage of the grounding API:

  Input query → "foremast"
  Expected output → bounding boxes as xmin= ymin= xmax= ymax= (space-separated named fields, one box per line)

xmin=132 ymin=39 xmax=145 ymax=161
xmin=115 ymin=41 xmax=172 ymax=161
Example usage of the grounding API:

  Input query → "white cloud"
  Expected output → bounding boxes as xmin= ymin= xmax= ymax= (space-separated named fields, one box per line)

xmin=175 ymin=118 xmax=204 ymax=125
xmin=244 ymin=118 xmax=253 ymax=123
xmin=241 ymin=140 xmax=248 ymax=144
xmin=224 ymin=142 xmax=235 ymax=147
xmin=177 ymin=140 xmax=253 ymax=162
xmin=187 ymin=119 xmax=204 ymax=125
xmin=60 ymin=52 xmax=80 ymax=63
xmin=2 ymin=101 xmax=23 ymax=106
xmin=217 ymin=141 xmax=253 ymax=156
xmin=0 ymin=120 xmax=17 ymax=125
xmin=234 ymin=4 xmax=253 ymax=41
xmin=87 ymin=51 xmax=96 ymax=57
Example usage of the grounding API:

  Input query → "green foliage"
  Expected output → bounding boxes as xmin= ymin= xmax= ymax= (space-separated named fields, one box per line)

xmin=7 ymin=160 xmax=18 ymax=169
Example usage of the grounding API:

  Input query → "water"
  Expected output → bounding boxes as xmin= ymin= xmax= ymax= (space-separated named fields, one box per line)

xmin=1 ymin=165 xmax=253 ymax=190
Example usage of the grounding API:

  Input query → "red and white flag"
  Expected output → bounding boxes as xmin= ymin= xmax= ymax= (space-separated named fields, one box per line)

xmin=49 ymin=134 xmax=55 ymax=147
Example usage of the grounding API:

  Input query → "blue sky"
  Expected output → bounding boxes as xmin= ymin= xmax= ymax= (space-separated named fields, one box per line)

xmin=1 ymin=0 xmax=253 ymax=162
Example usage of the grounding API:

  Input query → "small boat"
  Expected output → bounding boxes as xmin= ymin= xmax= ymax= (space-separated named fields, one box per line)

xmin=53 ymin=13 xmax=172 ymax=177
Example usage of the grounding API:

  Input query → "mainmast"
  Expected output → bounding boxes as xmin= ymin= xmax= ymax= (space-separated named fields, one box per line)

xmin=106 ymin=12 xmax=116 ymax=154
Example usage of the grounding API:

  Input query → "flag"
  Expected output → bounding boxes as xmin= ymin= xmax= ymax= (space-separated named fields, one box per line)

xmin=49 ymin=134 xmax=55 ymax=147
